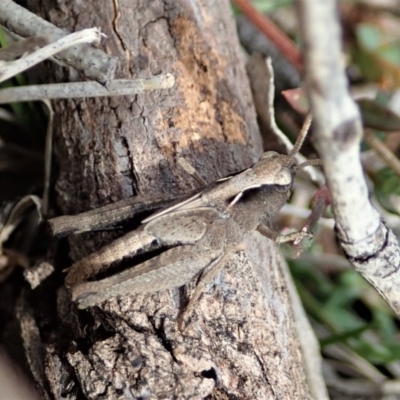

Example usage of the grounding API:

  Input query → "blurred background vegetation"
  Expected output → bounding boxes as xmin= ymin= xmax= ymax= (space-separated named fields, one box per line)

xmin=234 ymin=0 xmax=400 ymax=398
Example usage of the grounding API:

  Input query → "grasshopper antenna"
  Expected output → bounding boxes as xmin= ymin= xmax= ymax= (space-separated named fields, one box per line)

xmin=289 ymin=113 xmax=313 ymax=158
xmin=295 ymin=158 xmax=323 ymax=171
xmin=287 ymin=113 xmax=323 ymax=171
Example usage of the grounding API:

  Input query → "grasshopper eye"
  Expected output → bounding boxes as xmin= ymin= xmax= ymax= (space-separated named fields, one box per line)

xmin=273 ymin=169 xmax=292 ymax=186
xmin=274 ymin=184 xmax=291 ymax=193
xmin=260 ymin=151 xmax=280 ymax=161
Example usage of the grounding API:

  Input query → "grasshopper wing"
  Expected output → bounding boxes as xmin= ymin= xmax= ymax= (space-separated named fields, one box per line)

xmin=145 ymin=207 xmax=223 ymax=242
xmin=66 ymin=207 xmax=222 ymax=286
xmin=72 ymin=217 xmax=227 ymax=308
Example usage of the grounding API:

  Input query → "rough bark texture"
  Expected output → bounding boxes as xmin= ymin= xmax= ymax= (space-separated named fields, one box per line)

xmin=22 ymin=0 xmax=312 ymax=398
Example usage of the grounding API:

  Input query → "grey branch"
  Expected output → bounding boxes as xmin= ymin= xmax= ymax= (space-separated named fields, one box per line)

xmin=297 ymin=0 xmax=400 ymax=315
xmin=0 ymin=74 xmax=175 ymax=103
xmin=0 ymin=0 xmax=116 ymax=82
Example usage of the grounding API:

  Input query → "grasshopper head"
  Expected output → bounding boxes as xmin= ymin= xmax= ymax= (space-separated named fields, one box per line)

xmin=253 ymin=113 xmax=320 ymax=189
xmin=252 ymin=151 xmax=296 ymax=188
xmin=251 ymin=114 xmax=320 ymax=191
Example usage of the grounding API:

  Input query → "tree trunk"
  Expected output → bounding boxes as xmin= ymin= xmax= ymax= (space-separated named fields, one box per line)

xmin=25 ymin=0 xmax=312 ymax=398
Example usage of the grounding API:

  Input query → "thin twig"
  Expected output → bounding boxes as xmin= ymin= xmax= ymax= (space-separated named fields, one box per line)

xmin=0 ymin=74 xmax=175 ymax=103
xmin=246 ymin=54 xmax=324 ymax=184
xmin=364 ymin=130 xmax=400 ymax=178
xmin=41 ymin=100 xmax=53 ymax=216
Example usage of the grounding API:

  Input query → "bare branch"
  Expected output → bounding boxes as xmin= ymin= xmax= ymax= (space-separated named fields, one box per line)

xmin=297 ymin=0 xmax=400 ymax=316
xmin=0 ymin=74 xmax=175 ymax=103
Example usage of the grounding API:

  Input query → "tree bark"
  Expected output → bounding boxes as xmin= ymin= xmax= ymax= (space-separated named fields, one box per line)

xmin=25 ymin=0 xmax=313 ymax=398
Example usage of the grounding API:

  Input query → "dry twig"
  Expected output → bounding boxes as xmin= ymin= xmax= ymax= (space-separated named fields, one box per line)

xmin=0 ymin=74 xmax=175 ymax=103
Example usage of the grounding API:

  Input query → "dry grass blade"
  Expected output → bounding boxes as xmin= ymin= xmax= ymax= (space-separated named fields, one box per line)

xmin=0 ymin=28 xmax=102 ymax=83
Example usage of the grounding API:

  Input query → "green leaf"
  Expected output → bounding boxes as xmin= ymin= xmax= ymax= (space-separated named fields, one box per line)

xmin=372 ymin=309 xmax=398 ymax=339
xmin=320 ymin=324 xmax=371 ymax=348
xmin=371 ymin=167 xmax=400 ymax=215
xmin=356 ymin=24 xmax=382 ymax=51
xmin=358 ymin=98 xmax=400 ymax=131
xmin=353 ymin=341 xmax=400 ymax=364
xmin=354 ymin=23 xmax=400 ymax=87
xmin=373 ymin=167 xmax=400 ymax=197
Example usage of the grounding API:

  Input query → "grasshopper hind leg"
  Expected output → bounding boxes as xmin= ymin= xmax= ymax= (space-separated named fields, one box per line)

xmin=178 ymin=252 xmax=231 ymax=331
xmin=72 ymin=244 xmax=225 ymax=309
xmin=65 ymin=229 xmax=163 ymax=287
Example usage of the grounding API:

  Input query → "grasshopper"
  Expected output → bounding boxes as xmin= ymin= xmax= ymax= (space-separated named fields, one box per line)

xmin=57 ymin=114 xmax=320 ymax=313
